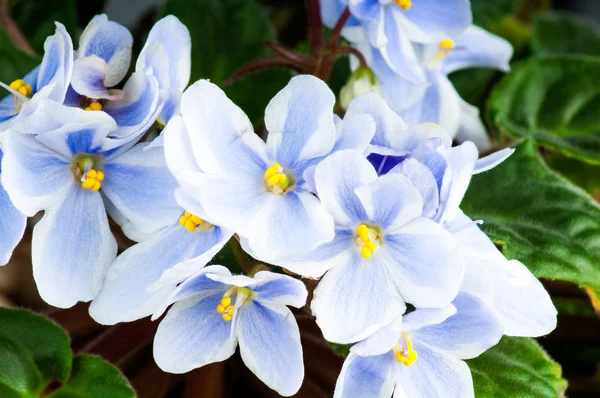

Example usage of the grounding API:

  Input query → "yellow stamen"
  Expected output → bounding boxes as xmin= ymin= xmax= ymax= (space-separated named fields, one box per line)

xmin=264 ymin=163 xmax=292 ymax=193
xmin=395 ymin=0 xmax=411 ymax=10
xmin=216 ymin=294 xmax=236 ymax=321
xmin=356 ymin=223 xmax=380 ymax=259
xmin=81 ymin=168 xmax=104 ymax=191
xmin=179 ymin=210 xmax=206 ymax=232
xmin=9 ymin=79 xmax=32 ymax=111
xmin=394 ymin=333 xmax=418 ymax=366
xmin=86 ymin=101 xmax=103 ymax=111
xmin=439 ymin=38 xmax=456 ymax=50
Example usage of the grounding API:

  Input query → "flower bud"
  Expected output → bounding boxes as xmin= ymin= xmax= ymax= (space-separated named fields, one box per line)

xmin=339 ymin=66 xmax=382 ymax=110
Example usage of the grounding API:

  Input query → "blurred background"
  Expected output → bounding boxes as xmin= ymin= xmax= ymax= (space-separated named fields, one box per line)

xmin=1 ymin=0 xmax=600 ymax=397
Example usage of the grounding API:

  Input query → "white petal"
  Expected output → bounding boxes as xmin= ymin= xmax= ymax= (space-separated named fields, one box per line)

xmin=334 ymin=352 xmax=398 ymax=398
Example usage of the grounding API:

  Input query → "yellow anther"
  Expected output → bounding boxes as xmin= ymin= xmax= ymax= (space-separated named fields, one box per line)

xmin=87 ymin=170 xmax=98 ymax=179
xmin=278 ymin=174 xmax=290 ymax=190
xmin=439 ymin=38 xmax=456 ymax=50
xmin=267 ymin=174 xmax=281 ymax=186
xmin=87 ymin=101 xmax=103 ymax=111
xmin=220 ymin=296 xmax=232 ymax=307
xmin=216 ymin=304 xmax=226 ymax=313
xmin=356 ymin=223 xmax=380 ymax=258
xmin=9 ymin=79 xmax=24 ymax=90
xmin=263 ymin=163 xmax=281 ymax=180
xmin=395 ymin=0 xmax=411 ymax=10
xmin=361 ymin=247 xmax=372 ymax=259
xmin=81 ymin=168 xmax=104 ymax=191
xmin=264 ymin=163 xmax=292 ymax=193
xmin=179 ymin=210 xmax=205 ymax=232
xmin=96 ymin=171 xmax=104 ymax=181
xmin=395 ymin=333 xmax=418 ymax=367
xmin=18 ymin=86 xmax=28 ymax=96
xmin=365 ymin=241 xmax=376 ymax=250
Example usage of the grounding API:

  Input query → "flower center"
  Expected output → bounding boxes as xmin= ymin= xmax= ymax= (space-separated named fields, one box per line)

xmin=75 ymin=156 xmax=104 ymax=191
xmin=394 ymin=0 xmax=412 ymax=10
xmin=8 ymin=79 xmax=32 ymax=111
xmin=355 ymin=224 xmax=381 ymax=259
xmin=179 ymin=210 xmax=213 ymax=232
xmin=394 ymin=332 xmax=418 ymax=366
xmin=429 ymin=38 xmax=456 ymax=68
xmin=216 ymin=287 xmax=253 ymax=322
xmin=264 ymin=163 xmax=293 ymax=194
xmin=84 ymin=101 xmax=103 ymax=112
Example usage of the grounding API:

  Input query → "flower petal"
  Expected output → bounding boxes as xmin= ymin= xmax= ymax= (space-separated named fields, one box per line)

xmin=249 ymin=271 xmax=308 ymax=308
xmin=383 ymin=218 xmax=463 ymax=308
xmin=351 ymin=316 xmax=404 ymax=357
xmin=236 ymin=301 xmax=304 ymax=396
xmin=394 ymin=343 xmax=474 ymax=398
xmin=265 ymin=75 xmax=336 ymax=168
xmin=314 ymin=150 xmax=378 ymax=227
xmin=389 ymin=158 xmax=440 ymax=219
xmin=349 ymin=0 xmax=387 ymax=47
xmin=414 ymin=293 xmax=503 ymax=360
xmin=399 ymin=0 xmax=472 ymax=43
xmin=78 ymin=14 xmax=133 ymax=87
xmin=355 ymin=172 xmax=423 ymax=231
xmin=89 ymin=224 xmax=229 ymax=324
xmin=0 ymin=181 xmax=26 ymax=266
xmin=473 ymin=148 xmax=514 ymax=175
xmin=71 ymin=56 xmax=124 ymax=100
xmin=312 ymin=254 xmax=406 ymax=344
xmin=32 ymin=183 xmax=117 ymax=308
xmin=36 ymin=22 xmax=73 ymax=103
xmin=401 ymin=305 xmax=457 ymax=333
xmin=138 ymin=15 xmax=191 ymax=91
xmin=153 ymin=290 xmax=236 ymax=374
xmin=334 ymin=352 xmax=397 ymax=398
xmin=453 ymin=98 xmax=491 ymax=150
xmin=101 ymin=142 xmax=180 ymax=235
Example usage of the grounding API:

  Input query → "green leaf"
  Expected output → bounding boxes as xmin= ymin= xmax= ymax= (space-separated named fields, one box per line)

xmin=0 ymin=308 xmax=71 ymax=384
xmin=49 ymin=355 xmax=135 ymax=398
xmin=449 ymin=68 xmax=496 ymax=107
xmin=532 ymin=12 xmax=600 ymax=56
xmin=161 ymin=0 xmax=291 ymax=124
xmin=0 ymin=337 xmax=43 ymax=397
xmin=470 ymin=0 xmax=521 ymax=30
xmin=462 ymin=139 xmax=600 ymax=296
xmin=488 ymin=56 xmax=600 ymax=164
xmin=544 ymin=152 xmax=600 ymax=194
xmin=468 ymin=337 xmax=567 ymax=398
xmin=11 ymin=0 xmax=78 ymax=55
xmin=0 ymin=30 xmax=40 ymax=84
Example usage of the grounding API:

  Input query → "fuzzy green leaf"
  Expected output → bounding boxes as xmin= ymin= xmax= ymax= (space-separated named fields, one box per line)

xmin=532 ymin=12 xmax=600 ymax=56
xmin=488 ymin=56 xmax=600 ymax=164
xmin=0 ymin=337 xmax=43 ymax=398
xmin=468 ymin=337 xmax=567 ymax=398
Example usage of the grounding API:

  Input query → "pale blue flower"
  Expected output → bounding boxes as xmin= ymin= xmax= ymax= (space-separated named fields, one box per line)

xmin=333 ymin=293 xmax=504 ymax=398
xmin=136 ymin=15 xmax=191 ymax=126
xmin=164 ymin=75 xmax=376 ymax=263
xmin=349 ymin=93 xmax=557 ymax=337
xmin=322 ymin=0 xmax=472 ymax=84
xmin=152 ymin=265 xmax=307 ymax=397
xmin=0 ymin=101 xmax=179 ymax=308
xmin=65 ymin=14 xmax=163 ymax=140
xmin=0 ymin=148 xmax=26 ymax=265
xmin=355 ymin=25 xmax=513 ymax=149
xmin=0 ymin=23 xmax=73 ymax=128
xmin=278 ymin=149 xmax=464 ymax=344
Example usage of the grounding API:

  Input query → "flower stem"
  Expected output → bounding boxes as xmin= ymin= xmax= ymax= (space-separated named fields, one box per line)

xmin=0 ymin=0 xmax=35 ymax=55
xmin=229 ymin=236 xmax=254 ymax=274
xmin=306 ymin=0 xmax=324 ymax=58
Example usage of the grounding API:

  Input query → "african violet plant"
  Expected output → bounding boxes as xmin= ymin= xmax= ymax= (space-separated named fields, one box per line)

xmin=0 ymin=0 xmax=599 ymax=396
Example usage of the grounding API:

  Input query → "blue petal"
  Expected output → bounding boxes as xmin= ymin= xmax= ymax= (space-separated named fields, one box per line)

xmin=236 ymin=301 xmax=304 ymax=396
xmin=249 ymin=271 xmax=308 ymax=308
xmin=414 ymin=293 xmax=503 ymax=360
xmin=349 ymin=0 xmax=386 ymax=47
xmin=395 ymin=342 xmax=474 ymax=397
xmin=334 ymin=352 xmax=397 ymax=398
xmin=138 ymin=15 xmax=191 ymax=91
xmin=314 ymin=150 xmax=377 ymax=227
xmin=31 ymin=183 xmax=117 ymax=308
xmin=442 ymin=26 xmax=513 ymax=75
xmin=0 ymin=182 xmax=26 ymax=265
xmin=265 ymin=75 xmax=336 ymax=169
xmin=389 ymin=158 xmax=440 ymax=219
xmin=321 ymin=0 xmax=360 ymax=29
xmin=153 ymin=290 xmax=236 ymax=374
xmin=473 ymin=148 xmax=514 ymax=175
xmin=400 ymin=0 xmax=472 ymax=43
xmin=0 ymin=130 xmax=70 ymax=216
xmin=103 ymin=71 xmax=162 ymax=141
xmin=37 ymin=22 xmax=73 ymax=103
xmin=78 ymin=14 xmax=133 ymax=87
xmin=454 ymin=97 xmax=491 ymax=150
xmin=102 ymin=142 xmax=180 ymax=235
xmin=89 ymin=223 xmax=229 ymax=324
xmin=71 ymin=56 xmax=124 ymax=100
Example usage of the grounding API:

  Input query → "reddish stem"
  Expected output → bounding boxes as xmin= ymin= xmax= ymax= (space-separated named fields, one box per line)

xmin=325 ymin=7 xmax=351 ymax=50
xmin=0 ymin=0 xmax=35 ymax=55
xmin=306 ymin=0 xmax=324 ymax=58
xmin=262 ymin=41 xmax=316 ymax=69
xmin=223 ymin=56 xmax=303 ymax=87
xmin=333 ymin=45 xmax=368 ymax=68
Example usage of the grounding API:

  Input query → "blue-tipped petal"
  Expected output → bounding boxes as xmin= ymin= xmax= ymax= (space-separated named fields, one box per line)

xmin=36 ymin=22 xmax=73 ymax=103
xmin=0 ymin=130 xmax=71 ymax=216
xmin=78 ymin=14 xmax=133 ymax=87
xmin=402 ymin=306 xmax=457 ymax=333
xmin=71 ymin=56 xmax=124 ymax=100
xmin=249 ymin=271 xmax=308 ymax=308
xmin=265 ymin=75 xmax=336 ymax=168
xmin=349 ymin=0 xmax=387 ymax=47
xmin=0 ymin=180 xmax=26 ymax=266
xmin=236 ymin=301 xmax=304 ymax=397
xmin=101 ymin=142 xmax=180 ymax=235
xmin=153 ymin=290 xmax=236 ymax=374
xmin=312 ymin=254 xmax=406 ymax=344
xmin=314 ymin=150 xmax=377 ymax=227
xmin=398 ymin=0 xmax=472 ymax=43
xmin=442 ymin=26 xmax=513 ymax=75
xmin=103 ymin=70 xmax=163 ymax=141
xmin=414 ymin=293 xmax=503 ymax=360
xmin=334 ymin=352 xmax=397 ymax=398
xmin=32 ymin=183 xmax=117 ymax=308
xmin=389 ymin=158 xmax=440 ymax=219
xmin=138 ymin=15 xmax=191 ymax=92
xmin=89 ymin=223 xmax=229 ymax=324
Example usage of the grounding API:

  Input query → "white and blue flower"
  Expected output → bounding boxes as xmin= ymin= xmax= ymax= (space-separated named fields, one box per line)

xmin=0 ymin=23 xmax=73 ymax=128
xmin=164 ymin=75 xmax=376 ymax=263
xmin=355 ymin=25 xmax=513 ymax=149
xmin=351 ymin=93 xmax=557 ymax=337
xmin=1 ymin=101 xmax=179 ymax=308
xmin=334 ymin=293 xmax=503 ymax=398
xmin=279 ymin=149 xmax=464 ymax=344
xmin=0 ymin=148 xmax=26 ymax=265
xmin=152 ymin=265 xmax=307 ymax=397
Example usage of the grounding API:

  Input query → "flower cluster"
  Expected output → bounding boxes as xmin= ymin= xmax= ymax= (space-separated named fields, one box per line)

xmin=0 ymin=7 xmax=557 ymax=398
